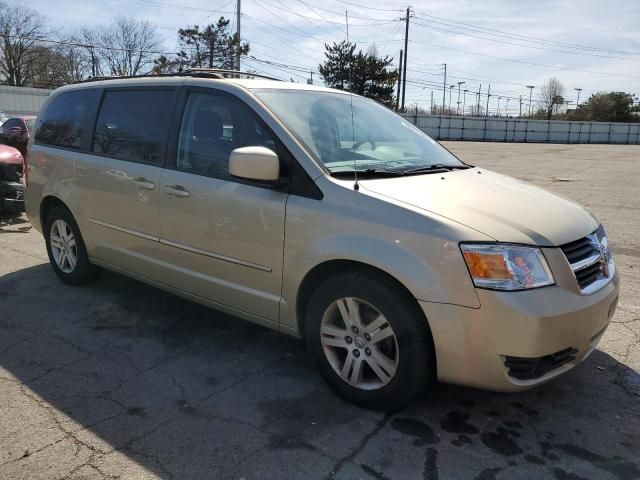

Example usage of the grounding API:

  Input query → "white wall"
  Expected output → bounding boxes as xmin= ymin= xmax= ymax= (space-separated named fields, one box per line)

xmin=0 ymin=85 xmax=52 ymax=117
xmin=403 ymin=114 xmax=640 ymax=144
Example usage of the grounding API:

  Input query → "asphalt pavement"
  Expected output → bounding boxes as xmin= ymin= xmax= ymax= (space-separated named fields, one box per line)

xmin=0 ymin=142 xmax=638 ymax=479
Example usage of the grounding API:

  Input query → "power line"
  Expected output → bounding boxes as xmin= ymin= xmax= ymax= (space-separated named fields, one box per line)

xmin=242 ymin=16 xmax=321 ymax=60
xmin=113 ymin=0 xmax=235 ymax=15
xmin=251 ymin=0 xmax=327 ymax=46
xmin=411 ymin=18 xmax=638 ymax=60
xmin=411 ymin=9 xmax=640 ymax=57
xmin=287 ymin=0 xmax=347 ymax=39
xmin=326 ymin=0 xmax=404 ymax=13
xmin=407 ymin=39 xmax=640 ymax=80
xmin=276 ymin=0 xmax=399 ymax=21
xmin=254 ymin=0 xmax=397 ymax=27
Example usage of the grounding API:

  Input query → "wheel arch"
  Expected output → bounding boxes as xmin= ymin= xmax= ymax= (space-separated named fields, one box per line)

xmin=295 ymin=259 xmax=432 ymax=341
xmin=40 ymin=195 xmax=70 ymax=231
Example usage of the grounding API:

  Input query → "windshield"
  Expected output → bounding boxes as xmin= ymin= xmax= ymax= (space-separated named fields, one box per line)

xmin=253 ymin=89 xmax=465 ymax=174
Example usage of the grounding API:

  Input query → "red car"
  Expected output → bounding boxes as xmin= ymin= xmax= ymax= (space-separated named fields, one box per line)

xmin=0 ymin=144 xmax=25 ymax=213
xmin=0 ymin=116 xmax=36 ymax=158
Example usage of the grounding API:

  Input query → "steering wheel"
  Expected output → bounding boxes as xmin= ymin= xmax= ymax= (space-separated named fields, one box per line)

xmin=352 ymin=138 xmax=376 ymax=151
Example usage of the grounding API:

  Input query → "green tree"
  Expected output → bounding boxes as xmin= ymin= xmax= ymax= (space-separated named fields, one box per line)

xmin=570 ymin=92 xmax=639 ymax=122
xmin=175 ymin=18 xmax=249 ymax=71
xmin=319 ymin=41 xmax=398 ymax=107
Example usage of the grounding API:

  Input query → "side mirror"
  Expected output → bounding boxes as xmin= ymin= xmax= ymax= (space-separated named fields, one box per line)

xmin=228 ymin=146 xmax=280 ymax=182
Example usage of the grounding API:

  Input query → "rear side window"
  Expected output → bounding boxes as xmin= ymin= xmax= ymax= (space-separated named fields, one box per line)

xmin=35 ymin=90 xmax=99 ymax=148
xmin=93 ymin=90 xmax=172 ymax=164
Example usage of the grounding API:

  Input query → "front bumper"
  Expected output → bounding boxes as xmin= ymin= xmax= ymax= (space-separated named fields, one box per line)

xmin=0 ymin=181 xmax=25 ymax=213
xmin=420 ymin=256 xmax=620 ymax=392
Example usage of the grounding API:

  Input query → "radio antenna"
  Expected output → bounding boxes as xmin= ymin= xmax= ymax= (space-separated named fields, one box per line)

xmin=346 ymin=10 xmax=359 ymax=191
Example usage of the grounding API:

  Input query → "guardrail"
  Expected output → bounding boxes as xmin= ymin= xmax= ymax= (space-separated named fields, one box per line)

xmin=402 ymin=114 xmax=640 ymax=144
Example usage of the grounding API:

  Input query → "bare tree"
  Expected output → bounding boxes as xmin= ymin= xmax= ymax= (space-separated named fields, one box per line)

xmin=96 ymin=16 xmax=161 ymax=76
xmin=0 ymin=3 xmax=51 ymax=86
xmin=540 ymin=77 xmax=566 ymax=119
xmin=55 ymin=36 xmax=93 ymax=83
xmin=78 ymin=28 xmax=103 ymax=77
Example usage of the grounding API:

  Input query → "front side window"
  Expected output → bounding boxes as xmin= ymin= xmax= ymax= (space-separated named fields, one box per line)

xmin=253 ymin=90 xmax=465 ymax=175
xmin=176 ymin=92 xmax=278 ymax=179
xmin=93 ymin=90 xmax=172 ymax=164
xmin=35 ymin=89 xmax=99 ymax=149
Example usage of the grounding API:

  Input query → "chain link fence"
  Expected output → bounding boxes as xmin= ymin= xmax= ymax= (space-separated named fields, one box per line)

xmin=402 ymin=114 xmax=640 ymax=144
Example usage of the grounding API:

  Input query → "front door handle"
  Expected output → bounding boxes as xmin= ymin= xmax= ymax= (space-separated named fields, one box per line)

xmin=133 ymin=177 xmax=155 ymax=190
xmin=165 ymin=185 xmax=190 ymax=198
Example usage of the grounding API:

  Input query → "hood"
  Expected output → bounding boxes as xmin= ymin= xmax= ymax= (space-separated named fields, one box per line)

xmin=359 ymin=168 xmax=598 ymax=246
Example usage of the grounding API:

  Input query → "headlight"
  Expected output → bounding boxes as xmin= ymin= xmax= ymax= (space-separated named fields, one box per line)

xmin=460 ymin=244 xmax=554 ymax=291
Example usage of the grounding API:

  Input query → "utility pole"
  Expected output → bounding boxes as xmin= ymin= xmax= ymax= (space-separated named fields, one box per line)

xmin=574 ymin=88 xmax=582 ymax=108
xmin=476 ymin=84 xmax=481 ymax=115
xmin=519 ymin=95 xmax=522 ymax=117
xmin=90 ymin=47 xmax=96 ymax=77
xmin=526 ymin=85 xmax=534 ymax=115
xmin=442 ymin=63 xmax=447 ymax=112
xmin=456 ymin=81 xmax=465 ymax=115
xmin=448 ymin=85 xmax=454 ymax=112
xmin=485 ymin=84 xmax=491 ymax=117
xmin=236 ymin=0 xmax=241 ymax=71
xmin=430 ymin=90 xmax=434 ymax=114
xmin=396 ymin=49 xmax=403 ymax=111
xmin=462 ymin=89 xmax=468 ymax=116
xmin=401 ymin=6 xmax=411 ymax=111
xmin=209 ymin=31 xmax=215 ymax=68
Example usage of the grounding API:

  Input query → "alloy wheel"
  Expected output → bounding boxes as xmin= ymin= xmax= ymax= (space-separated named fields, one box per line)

xmin=50 ymin=219 xmax=77 ymax=273
xmin=320 ymin=297 xmax=399 ymax=390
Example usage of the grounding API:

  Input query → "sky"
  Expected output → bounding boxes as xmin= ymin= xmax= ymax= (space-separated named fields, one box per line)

xmin=22 ymin=0 xmax=640 ymax=115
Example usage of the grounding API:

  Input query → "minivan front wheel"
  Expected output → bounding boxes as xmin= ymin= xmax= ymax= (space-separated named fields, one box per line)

xmin=45 ymin=206 xmax=99 ymax=284
xmin=321 ymin=297 xmax=399 ymax=390
xmin=305 ymin=271 xmax=435 ymax=410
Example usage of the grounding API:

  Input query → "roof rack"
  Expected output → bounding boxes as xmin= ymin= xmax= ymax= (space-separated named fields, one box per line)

xmin=75 ymin=68 xmax=281 ymax=85
xmin=186 ymin=68 xmax=281 ymax=81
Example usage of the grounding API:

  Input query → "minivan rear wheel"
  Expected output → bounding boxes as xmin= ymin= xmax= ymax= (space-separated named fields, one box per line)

xmin=45 ymin=206 xmax=99 ymax=285
xmin=305 ymin=270 xmax=435 ymax=411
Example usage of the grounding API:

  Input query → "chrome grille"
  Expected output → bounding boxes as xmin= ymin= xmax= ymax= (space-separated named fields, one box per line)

xmin=560 ymin=225 xmax=614 ymax=294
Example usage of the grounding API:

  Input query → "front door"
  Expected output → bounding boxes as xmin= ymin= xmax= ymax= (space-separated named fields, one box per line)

xmin=158 ymin=89 xmax=288 ymax=322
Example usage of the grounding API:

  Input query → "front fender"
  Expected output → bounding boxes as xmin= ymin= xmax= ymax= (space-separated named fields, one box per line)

xmin=280 ymin=230 xmax=481 ymax=334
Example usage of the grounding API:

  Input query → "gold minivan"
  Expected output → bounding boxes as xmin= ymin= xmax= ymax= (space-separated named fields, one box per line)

xmin=25 ymin=72 xmax=619 ymax=409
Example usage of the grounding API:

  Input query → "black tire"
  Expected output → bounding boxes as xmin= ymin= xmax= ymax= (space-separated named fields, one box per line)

xmin=44 ymin=205 xmax=100 ymax=285
xmin=305 ymin=270 xmax=435 ymax=411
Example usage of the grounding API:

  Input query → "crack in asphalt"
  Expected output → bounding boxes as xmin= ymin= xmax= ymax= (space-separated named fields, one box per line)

xmin=323 ymin=413 xmax=392 ymax=480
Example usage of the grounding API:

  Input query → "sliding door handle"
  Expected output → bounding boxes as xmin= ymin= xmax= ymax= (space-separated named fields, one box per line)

xmin=133 ymin=177 xmax=155 ymax=190
xmin=165 ymin=185 xmax=190 ymax=198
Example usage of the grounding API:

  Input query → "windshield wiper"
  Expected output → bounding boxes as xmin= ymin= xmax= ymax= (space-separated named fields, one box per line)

xmin=400 ymin=164 xmax=471 ymax=175
xmin=330 ymin=168 xmax=405 ymax=178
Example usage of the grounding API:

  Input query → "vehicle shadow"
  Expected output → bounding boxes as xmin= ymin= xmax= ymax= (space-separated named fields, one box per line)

xmin=1 ymin=263 xmax=639 ymax=479
xmin=0 ymin=211 xmax=30 ymax=232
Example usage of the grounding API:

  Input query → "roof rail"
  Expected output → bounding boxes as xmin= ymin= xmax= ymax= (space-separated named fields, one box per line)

xmin=186 ymin=68 xmax=281 ymax=81
xmin=75 ymin=69 xmax=281 ymax=85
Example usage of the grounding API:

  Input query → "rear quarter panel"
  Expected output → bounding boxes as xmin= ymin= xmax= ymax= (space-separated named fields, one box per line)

xmin=25 ymin=145 xmax=79 ymax=234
